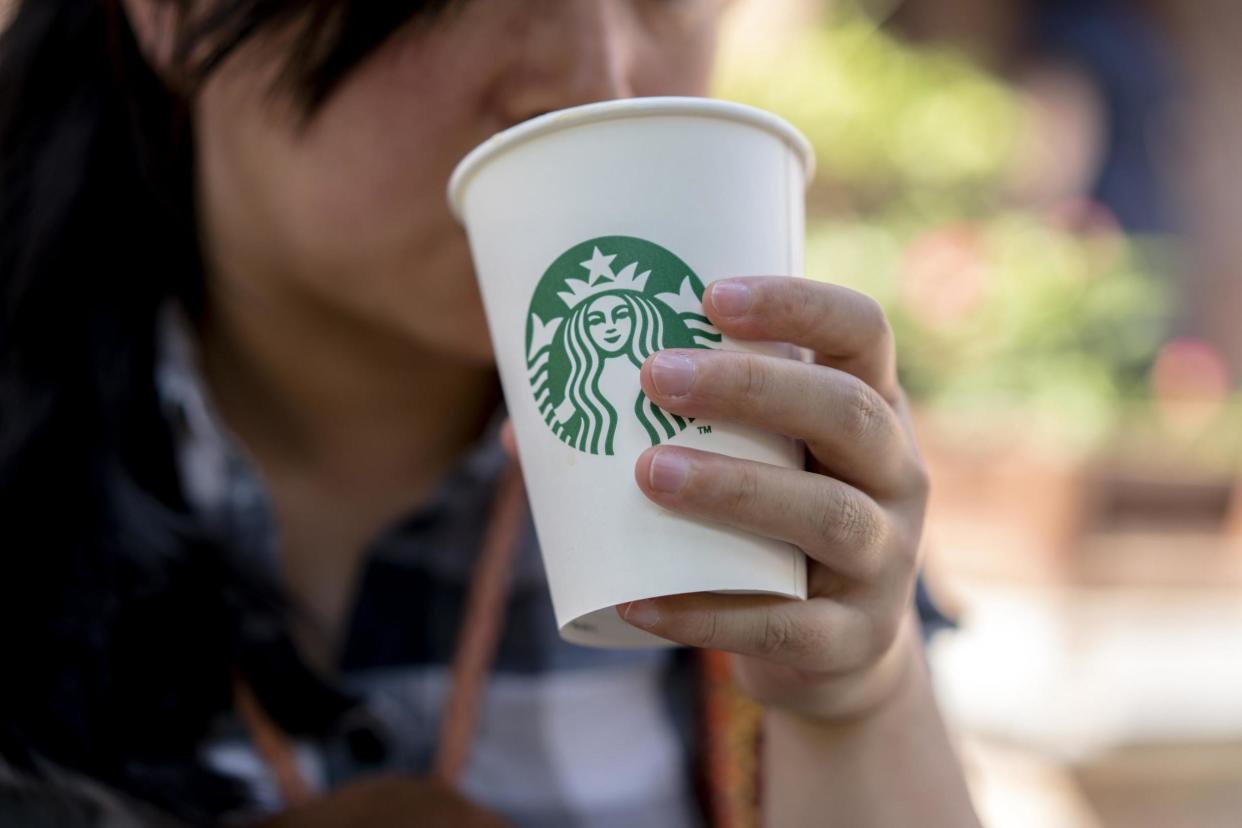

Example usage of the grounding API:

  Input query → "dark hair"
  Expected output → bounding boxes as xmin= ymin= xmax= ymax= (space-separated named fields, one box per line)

xmin=0 ymin=1 xmax=454 ymax=821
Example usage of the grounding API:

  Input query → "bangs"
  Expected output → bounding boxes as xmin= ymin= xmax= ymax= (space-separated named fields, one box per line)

xmin=174 ymin=0 xmax=461 ymax=112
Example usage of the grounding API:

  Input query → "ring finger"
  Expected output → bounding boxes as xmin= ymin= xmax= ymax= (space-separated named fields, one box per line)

xmin=641 ymin=349 xmax=918 ymax=498
xmin=635 ymin=446 xmax=900 ymax=582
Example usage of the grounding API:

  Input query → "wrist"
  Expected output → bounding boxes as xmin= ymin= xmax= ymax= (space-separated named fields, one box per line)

xmin=746 ymin=609 xmax=925 ymax=726
xmin=760 ymin=619 xmax=981 ymax=828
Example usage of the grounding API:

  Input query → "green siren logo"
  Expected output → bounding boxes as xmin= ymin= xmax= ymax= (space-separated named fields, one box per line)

xmin=526 ymin=236 xmax=721 ymax=456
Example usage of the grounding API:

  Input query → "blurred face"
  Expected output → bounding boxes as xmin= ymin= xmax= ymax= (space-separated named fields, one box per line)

xmin=586 ymin=294 xmax=634 ymax=354
xmin=191 ymin=0 xmax=725 ymax=364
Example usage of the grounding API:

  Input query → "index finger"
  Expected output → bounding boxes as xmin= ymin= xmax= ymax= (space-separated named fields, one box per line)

xmin=703 ymin=277 xmax=899 ymax=403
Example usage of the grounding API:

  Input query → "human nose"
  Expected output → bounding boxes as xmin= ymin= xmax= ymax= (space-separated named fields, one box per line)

xmin=496 ymin=0 xmax=636 ymax=127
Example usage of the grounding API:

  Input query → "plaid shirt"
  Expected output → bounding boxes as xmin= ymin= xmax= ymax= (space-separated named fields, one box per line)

xmin=156 ymin=313 xmax=705 ymax=827
xmin=1 ymin=312 xmax=949 ymax=826
xmin=0 ymin=314 xmax=948 ymax=824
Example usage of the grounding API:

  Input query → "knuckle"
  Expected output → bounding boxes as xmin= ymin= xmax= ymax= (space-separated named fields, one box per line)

xmin=737 ymin=354 xmax=768 ymax=403
xmin=757 ymin=610 xmax=797 ymax=659
xmin=787 ymin=280 xmax=824 ymax=340
xmin=687 ymin=609 xmax=722 ymax=650
xmin=843 ymin=379 xmax=887 ymax=443
xmin=839 ymin=492 xmax=870 ymax=543
xmin=839 ymin=496 xmax=879 ymax=546
xmin=725 ymin=462 xmax=762 ymax=515
xmin=799 ymin=609 xmax=842 ymax=673
xmin=818 ymin=489 xmax=881 ymax=551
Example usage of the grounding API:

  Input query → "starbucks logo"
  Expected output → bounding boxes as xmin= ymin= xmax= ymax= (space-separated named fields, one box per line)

xmin=526 ymin=236 xmax=721 ymax=456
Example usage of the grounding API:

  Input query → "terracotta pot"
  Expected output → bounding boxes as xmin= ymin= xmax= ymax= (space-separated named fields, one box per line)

xmin=914 ymin=412 xmax=1089 ymax=584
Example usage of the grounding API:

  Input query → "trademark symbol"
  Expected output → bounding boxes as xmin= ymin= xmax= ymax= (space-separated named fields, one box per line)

xmin=697 ymin=425 xmax=713 ymax=435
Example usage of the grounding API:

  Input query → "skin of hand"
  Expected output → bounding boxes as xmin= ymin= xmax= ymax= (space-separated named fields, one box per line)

xmin=609 ymin=276 xmax=930 ymax=722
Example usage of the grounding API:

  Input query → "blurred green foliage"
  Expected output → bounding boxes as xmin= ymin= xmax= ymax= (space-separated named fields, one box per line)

xmin=715 ymin=5 xmax=1175 ymax=453
xmin=716 ymin=12 xmax=1017 ymax=203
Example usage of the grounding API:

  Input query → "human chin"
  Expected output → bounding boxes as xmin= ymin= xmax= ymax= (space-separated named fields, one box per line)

xmin=590 ymin=329 xmax=625 ymax=355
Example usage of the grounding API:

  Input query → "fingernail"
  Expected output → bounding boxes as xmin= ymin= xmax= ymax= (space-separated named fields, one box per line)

xmin=650 ymin=353 xmax=695 ymax=397
xmin=710 ymin=281 xmax=753 ymax=316
xmin=622 ymin=600 xmax=660 ymax=629
xmin=648 ymin=449 xmax=690 ymax=493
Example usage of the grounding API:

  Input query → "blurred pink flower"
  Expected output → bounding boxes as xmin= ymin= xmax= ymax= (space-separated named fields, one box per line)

xmin=1151 ymin=338 xmax=1231 ymax=434
xmin=899 ymin=224 xmax=989 ymax=330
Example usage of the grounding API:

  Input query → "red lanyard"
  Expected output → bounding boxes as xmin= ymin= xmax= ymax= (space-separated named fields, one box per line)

xmin=235 ymin=464 xmax=762 ymax=826
xmin=431 ymin=464 xmax=527 ymax=785
xmin=235 ymin=463 xmax=527 ymax=803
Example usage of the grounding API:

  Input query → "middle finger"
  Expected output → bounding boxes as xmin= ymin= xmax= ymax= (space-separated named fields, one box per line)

xmin=641 ymin=349 xmax=917 ymax=498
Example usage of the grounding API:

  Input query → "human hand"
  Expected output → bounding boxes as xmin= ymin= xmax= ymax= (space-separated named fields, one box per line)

xmin=616 ymin=277 xmax=929 ymax=722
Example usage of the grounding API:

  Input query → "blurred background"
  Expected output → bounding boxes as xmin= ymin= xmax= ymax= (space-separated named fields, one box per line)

xmin=3 ymin=0 xmax=1236 ymax=824
xmin=715 ymin=1 xmax=1242 ymax=826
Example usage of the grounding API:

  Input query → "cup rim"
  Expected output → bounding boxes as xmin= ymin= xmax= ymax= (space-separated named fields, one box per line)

xmin=447 ymin=96 xmax=816 ymax=221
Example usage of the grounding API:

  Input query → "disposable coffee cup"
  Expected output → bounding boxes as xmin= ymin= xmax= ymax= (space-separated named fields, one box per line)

xmin=449 ymin=97 xmax=815 ymax=647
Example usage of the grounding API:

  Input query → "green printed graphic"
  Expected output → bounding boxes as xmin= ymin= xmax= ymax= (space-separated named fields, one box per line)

xmin=525 ymin=236 xmax=721 ymax=456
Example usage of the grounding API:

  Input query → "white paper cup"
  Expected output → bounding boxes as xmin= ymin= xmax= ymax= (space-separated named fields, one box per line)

xmin=449 ymin=97 xmax=815 ymax=647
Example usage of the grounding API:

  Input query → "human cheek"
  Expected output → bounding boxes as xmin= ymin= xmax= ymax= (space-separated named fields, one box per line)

xmin=627 ymin=0 xmax=721 ymax=95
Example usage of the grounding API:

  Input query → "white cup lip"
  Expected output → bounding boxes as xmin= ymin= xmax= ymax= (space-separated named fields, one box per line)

xmin=447 ymin=95 xmax=816 ymax=222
